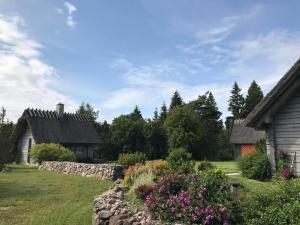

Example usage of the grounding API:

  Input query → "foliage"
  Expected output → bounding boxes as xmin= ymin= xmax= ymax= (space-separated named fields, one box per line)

xmin=30 ymin=144 xmax=76 ymax=164
xmin=123 ymin=160 xmax=169 ymax=187
xmin=276 ymin=150 xmax=294 ymax=179
xmin=134 ymin=184 xmax=154 ymax=200
xmin=238 ymin=151 xmax=272 ymax=181
xmin=217 ymin=128 xmax=234 ymax=161
xmin=0 ymin=107 xmax=15 ymax=167
xmin=164 ymin=106 xmax=202 ymax=158
xmin=228 ymin=81 xmax=245 ymax=119
xmin=117 ymin=152 xmax=147 ymax=167
xmin=255 ymin=138 xmax=266 ymax=153
xmin=111 ymin=109 xmax=147 ymax=154
xmin=242 ymin=81 xmax=264 ymax=118
xmin=96 ymin=121 xmax=115 ymax=160
xmin=144 ymin=119 xmax=167 ymax=159
xmin=188 ymin=91 xmax=223 ymax=159
xmin=197 ymin=160 xmax=215 ymax=172
xmin=169 ymin=90 xmax=184 ymax=110
xmin=159 ymin=102 xmax=168 ymax=122
xmin=166 ymin=147 xmax=195 ymax=173
xmin=241 ymin=179 xmax=300 ymax=225
xmin=146 ymin=171 xmax=239 ymax=225
xmin=76 ymin=102 xmax=99 ymax=123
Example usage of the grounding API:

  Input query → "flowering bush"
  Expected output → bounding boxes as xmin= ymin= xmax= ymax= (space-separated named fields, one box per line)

xmin=135 ymin=184 xmax=154 ymax=200
xmin=145 ymin=171 xmax=238 ymax=224
xmin=281 ymin=168 xmax=293 ymax=179
xmin=123 ymin=160 xmax=169 ymax=186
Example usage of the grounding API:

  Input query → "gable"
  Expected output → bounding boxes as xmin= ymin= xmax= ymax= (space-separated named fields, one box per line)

xmin=245 ymin=58 xmax=300 ymax=128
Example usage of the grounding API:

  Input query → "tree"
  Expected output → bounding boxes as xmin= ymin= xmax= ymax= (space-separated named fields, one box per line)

xmin=131 ymin=105 xmax=143 ymax=120
xmin=145 ymin=119 xmax=167 ymax=159
xmin=164 ymin=105 xmax=202 ymax=159
xmin=242 ymin=81 xmax=264 ymax=117
xmin=169 ymin=91 xmax=183 ymax=110
xmin=228 ymin=82 xmax=244 ymax=119
xmin=159 ymin=102 xmax=168 ymax=122
xmin=188 ymin=92 xmax=223 ymax=159
xmin=96 ymin=121 xmax=115 ymax=160
xmin=76 ymin=102 xmax=99 ymax=123
xmin=153 ymin=108 xmax=159 ymax=120
xmin=111 ymin=113 xmax=146 ymax=155
xmin=0 ymin=107 xmax=15 ymax=169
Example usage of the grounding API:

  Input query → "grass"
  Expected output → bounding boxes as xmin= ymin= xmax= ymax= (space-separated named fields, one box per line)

xmin=0 ymin=164 xmax=112 ymax=225
xmin=211 ymin=161 xmax=240 ymax=174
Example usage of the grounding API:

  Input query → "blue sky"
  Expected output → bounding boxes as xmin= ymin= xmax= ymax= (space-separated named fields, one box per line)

xmin=1 ymin=1 xmax=300 ymax=122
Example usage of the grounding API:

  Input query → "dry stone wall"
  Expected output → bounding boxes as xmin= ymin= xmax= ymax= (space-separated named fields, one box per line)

xmin=39 ymin=161 xmax=124 ymax=180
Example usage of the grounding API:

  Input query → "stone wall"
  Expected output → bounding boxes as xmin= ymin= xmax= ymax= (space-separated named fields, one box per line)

xmin=93 ymin=180 xmax=172 ymax=225
xmin=39 ymin=161 xmax=124 ymax=180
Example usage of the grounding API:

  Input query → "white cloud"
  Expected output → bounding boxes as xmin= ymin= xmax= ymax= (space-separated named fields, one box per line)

xmin=62 ymin=2 xmax=77 ymax=28
xmin=0 ymin=15 xmax=77 ymax=121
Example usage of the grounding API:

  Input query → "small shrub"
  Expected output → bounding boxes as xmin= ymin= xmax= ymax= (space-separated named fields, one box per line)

xmin=238 ymin=151 xmax=272 ymax=181
xmin=135 ymin=184 xmax=154 ymax=200
xmin=255 ymin=138 xmax=267 ymax=153
xmin=197 ymin=160 xmax=215 ymax=172
xmin=123 ymin=160 xmax=169 ymax=187
xmin=281 ymin=168 xmax=294 ymax=179
xmin=241 ymin=179 xmax=300 ymax=225
xmin=166 ymin=147 xmax=194 ymax=173
xmin=30 ymin=143 xmax=75 ymax=164
xmin=117 ymin=152 xmax=147 ymax=167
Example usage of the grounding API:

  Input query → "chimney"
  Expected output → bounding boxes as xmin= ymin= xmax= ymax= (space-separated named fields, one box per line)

xmin=56 ymin=103 xmax=64 ymax=118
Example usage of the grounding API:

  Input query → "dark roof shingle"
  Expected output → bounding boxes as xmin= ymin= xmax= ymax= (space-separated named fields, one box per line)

xmin=230 ymin=119 xmax=265 ymax=144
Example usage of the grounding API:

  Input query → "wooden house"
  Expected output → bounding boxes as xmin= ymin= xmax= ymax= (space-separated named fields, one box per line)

xmin=230 ymin=119 xmax=265 ymax=158
xmin=245 ymin=59 xmax=300 ymax=176
xmin=12 ymin=103 xmax=102 ymax=164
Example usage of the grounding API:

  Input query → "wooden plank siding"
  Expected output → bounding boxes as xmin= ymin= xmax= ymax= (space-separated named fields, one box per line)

xmin=274 ymin=92 xmax=300 ymax=176
xmin=19 ymin=125 xmax=36 ymax=164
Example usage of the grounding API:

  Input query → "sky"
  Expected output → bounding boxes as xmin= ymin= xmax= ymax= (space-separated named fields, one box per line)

xmin=1 ymin=0 xmax=300 ymax=122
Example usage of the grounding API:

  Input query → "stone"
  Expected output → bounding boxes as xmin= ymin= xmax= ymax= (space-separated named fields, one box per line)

xmin=99 ymin=210 xmax=113 ymax=219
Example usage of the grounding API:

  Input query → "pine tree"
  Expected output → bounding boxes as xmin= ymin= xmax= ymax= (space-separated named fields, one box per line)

xmin=242 ymin=81 xmax=264 ymax=118
xmin=169 ymin=90 xmax=183 ymax=110
xmin=153 ymin=107 xmax=159 ymax=120
xmin=228 ymin=82 xmax=244 ymax=119
xmin=159 ymin=102 xmax=168 ymax=122
xmin=76 ymin=102 xmax=99 ymax=123
xmin=131 ymin=105 xmax=143 ymax=120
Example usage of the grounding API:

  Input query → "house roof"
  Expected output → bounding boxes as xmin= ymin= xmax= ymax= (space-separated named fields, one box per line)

xmin=12 ymin=108 xmax=102 ymax=144
xmin=245 ymin=58 xmax=300 ymax=128
xmin=230 ymin=119 xmax=265 ymax=144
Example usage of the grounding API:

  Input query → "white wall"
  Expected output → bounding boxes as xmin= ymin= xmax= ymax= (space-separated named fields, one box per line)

xmin=19 ymin=126 xmax=35 ymax=164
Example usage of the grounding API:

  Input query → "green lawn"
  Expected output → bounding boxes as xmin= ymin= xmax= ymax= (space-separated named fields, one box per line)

xmin=211 ymin=161 xmax=240 ymax=174
xmin=0 ymin=165 xmax=112 ymax=225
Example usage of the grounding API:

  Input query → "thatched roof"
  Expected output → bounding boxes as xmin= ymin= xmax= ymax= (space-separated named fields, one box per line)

xmin=245 ymin=58 xmax=300 ymax=128
xmin=12 ymin=108 xmax=102 ymax=144
xmin=230 ymin=119 xmax=265 ymax=144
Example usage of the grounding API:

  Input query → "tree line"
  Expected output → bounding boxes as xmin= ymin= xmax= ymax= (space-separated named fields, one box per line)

xmin=78 ymin=80 xmax=264 ymax=161
xmin=0 ymin=80 xmax=264 ymax=165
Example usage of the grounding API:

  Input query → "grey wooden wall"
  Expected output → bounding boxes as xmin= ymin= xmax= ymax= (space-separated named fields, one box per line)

xmin=273 ymin=92 xmax=300 ymax=176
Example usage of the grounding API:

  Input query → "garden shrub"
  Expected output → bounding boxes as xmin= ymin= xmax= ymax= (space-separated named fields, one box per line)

xmin=135 ymin=184 xmax=154 ymax=200
xmin=241 ymin=179 xmax=300 ymax=225
xmin=123 ymin=160 xmax=169 ymax=187
xmin=238 ymin=151 xmax=272 ymax=181
xmin=117 ymin=152 xmax=147 ymax=167
xmin=166 ymin=147 xmax=195 ymax=173
xmin=30 ymin=143 xmax=75 ymax=164
xmin=197 ymin=160 xmax=215 ymax=172
xmin=276 ymin=150 xmax=294 ymax=179
xmin=255 ymin=138 xmax=266 ymax=153
xmin=146 ymin=170 xmax=239 ymax=224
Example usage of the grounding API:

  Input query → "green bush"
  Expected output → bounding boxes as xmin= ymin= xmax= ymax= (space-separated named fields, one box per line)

xmin=241 ymin=179 xmax=300 ymax=225
xmin=197 ymin=160 xmax=216 ymax=172
xmin=238 ymin=151 xmax=271 ymax=181
xmin=166 ymin=147 xmax=194 ymax=173
xmin=255 ymin=138 xmax=267 ymax=153
xmin=30 ymin=143 xmax=76 ymax=164
xmin=117 ymin=152 xmax=147 ymax=167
